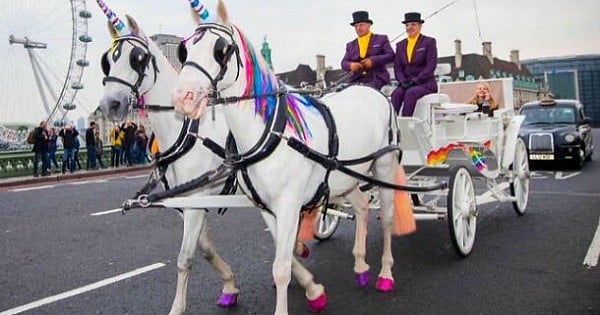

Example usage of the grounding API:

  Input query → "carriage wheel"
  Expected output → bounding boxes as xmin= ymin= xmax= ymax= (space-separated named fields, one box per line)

xmin=314 ymin=204 xmax=341 ymax=241
xmin=447 ymin=166 xmax=477 ymax=257
xmin=510 ymin=138 xmax=530 ymax=215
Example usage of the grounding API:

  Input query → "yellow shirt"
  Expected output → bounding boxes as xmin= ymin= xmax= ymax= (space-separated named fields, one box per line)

xmin=357 ymin=32 xmax=372 ymax=59
xmin=406 ymin=33 xmax=420 ymax=63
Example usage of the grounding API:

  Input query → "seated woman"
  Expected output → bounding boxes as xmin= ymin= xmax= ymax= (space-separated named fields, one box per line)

xmin=466 ymin=82 xmax=498 ymax=116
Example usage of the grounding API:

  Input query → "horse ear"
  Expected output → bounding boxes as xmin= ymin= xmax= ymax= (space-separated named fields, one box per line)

xmin=217 ymin=0 xmax=229 ymax=24
xmin=107 ymin=21 xmax=118 ymax=38
xmin=125 ymin=14 xmax=140 ymax=35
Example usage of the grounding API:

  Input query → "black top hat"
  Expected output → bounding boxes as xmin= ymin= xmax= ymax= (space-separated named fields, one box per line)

xmin=350 ymin=11 xmax=373 ymax=26
xmin=402 ymin=12 xmax=425 ymax=24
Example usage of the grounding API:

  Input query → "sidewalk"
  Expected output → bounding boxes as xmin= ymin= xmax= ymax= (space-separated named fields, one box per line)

xmin=0 ymin=165 xmax=152 ymax=189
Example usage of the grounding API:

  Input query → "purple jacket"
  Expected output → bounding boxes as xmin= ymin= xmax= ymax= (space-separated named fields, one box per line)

xmin=394 ymin=34 xmax=438 ymax=90
xmin=341 ymin=33 xmax=394 ymax=88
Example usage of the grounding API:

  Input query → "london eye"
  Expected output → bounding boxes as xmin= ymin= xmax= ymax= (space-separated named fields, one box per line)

xmin=0 ymin=0 xmax=92 ymax=126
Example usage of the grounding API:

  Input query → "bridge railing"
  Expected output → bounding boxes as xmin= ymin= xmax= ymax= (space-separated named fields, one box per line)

xmin=0 ymin=147 xmax=111 ymax=178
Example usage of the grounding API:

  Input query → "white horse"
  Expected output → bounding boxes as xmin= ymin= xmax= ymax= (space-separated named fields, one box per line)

xmin=97 ymin=15 xmax=238 ymax=314
xmin=98 ymin=14 xmax=320 ymax=315
xmin=172 ymin=2 xmax=408 ymax=314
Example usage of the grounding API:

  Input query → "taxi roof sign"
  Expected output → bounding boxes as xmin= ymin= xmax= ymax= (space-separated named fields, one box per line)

xmin=539 ymin=99 xmax=557 ymax=106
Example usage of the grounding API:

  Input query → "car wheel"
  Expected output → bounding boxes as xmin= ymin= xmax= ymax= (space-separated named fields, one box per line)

xmin=585 ymin=148 xmax=593 ymax=162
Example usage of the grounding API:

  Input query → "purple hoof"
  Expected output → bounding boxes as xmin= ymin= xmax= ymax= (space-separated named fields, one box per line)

xmin=296 ymin=243 xmax=310 ymax=258
xmin=375 ymin=277 xmax=394 ymax=292
xmin=307 ymin=292 xmax=327 ymax=312
xmin=216 ymin=292 xmax=238 ymax=307
xmin=354 ymin=270 xmax=371 ymax=287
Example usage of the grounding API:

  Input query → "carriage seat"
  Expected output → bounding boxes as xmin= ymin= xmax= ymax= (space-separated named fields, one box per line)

xmin=396 ymin=93 xmax=451 ymax=166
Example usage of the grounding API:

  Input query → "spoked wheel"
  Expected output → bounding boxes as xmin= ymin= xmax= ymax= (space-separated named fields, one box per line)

xmin=447 ymin=166 xmax=477 ymax=257
xmin=510 ymin=138 xmax=530 ymax=215
xmin=314 ymin=204 xmax=341 ymax=241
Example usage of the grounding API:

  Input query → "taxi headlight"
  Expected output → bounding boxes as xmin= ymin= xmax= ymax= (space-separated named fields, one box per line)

xmin=564 ymin=134 xmax=576 ymax=143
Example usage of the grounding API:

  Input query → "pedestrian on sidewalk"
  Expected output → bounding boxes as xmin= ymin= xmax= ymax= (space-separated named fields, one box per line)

xmin=32 ymin=121 xmax=50 ymax=177
xmin=58 ymin=124 xmax=79 ymax=174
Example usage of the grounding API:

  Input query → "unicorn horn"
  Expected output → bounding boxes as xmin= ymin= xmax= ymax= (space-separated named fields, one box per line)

xmin=94 ymin=0 xmax=129 ymax=34
xmin=187 ymin=0 xmax=212 ymax=22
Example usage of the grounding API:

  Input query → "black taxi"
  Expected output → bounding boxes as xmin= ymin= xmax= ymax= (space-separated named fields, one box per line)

xmin=518 ymin=99 xmax=594 ymax=169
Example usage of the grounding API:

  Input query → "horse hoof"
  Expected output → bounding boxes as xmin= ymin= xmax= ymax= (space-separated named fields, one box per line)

xmin=375 ymin=277 xmax=394 ymax=292
xmin=307 ymin=292 xmax=327 ymax=312
xmin=295 ymin=242 xmax=310 ymax=258
xmin=216 ymin=292 xmax=238 ymax=307
xmin=354 ymin=270 xmax=370 ymax=287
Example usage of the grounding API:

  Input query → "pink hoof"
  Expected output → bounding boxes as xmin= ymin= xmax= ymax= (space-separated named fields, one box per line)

xmin=295 ymin=242 xmax=310 ymax=258
xmin=375 ymin=277 xmax=394 ymax=292
xmin=354 ymin=270 xmax=371 ymax=287
xmin=216 ymin=292 xmax=238 ymax=307
xmin=307 ymin=292 xmax=327 ymax=312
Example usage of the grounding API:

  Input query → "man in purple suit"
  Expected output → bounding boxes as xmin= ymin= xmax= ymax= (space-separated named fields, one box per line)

xmin=391 ymin=12 xmax=438 ymax=116
xmin=341 ymin=11 xmax=394 ymax=90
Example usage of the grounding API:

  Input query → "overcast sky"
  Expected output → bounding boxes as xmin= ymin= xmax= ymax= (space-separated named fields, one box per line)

xmin=81 ymin=0 xmax=600 ymax=109
xmin=2 ymin=0 xmax=599 ymax=124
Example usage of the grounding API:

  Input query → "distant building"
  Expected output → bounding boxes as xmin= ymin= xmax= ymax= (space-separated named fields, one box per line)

xmin=522 ymin=55 xmax=600 ymax=126
xmin=149 ymin=34 xmax=184 ymax=71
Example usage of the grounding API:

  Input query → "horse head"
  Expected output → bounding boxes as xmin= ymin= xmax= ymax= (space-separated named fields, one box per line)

xmin=99 ymin=15 xmax=159 ymax=121
xmin=172 ymin=0 xmax=243 ymax=119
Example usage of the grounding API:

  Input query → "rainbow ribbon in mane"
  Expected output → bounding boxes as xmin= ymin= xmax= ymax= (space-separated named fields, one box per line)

xmin=426 ymin=140 xmax=492 ymax=171
xmin=234 ymin=25 xmax=313 ymax=142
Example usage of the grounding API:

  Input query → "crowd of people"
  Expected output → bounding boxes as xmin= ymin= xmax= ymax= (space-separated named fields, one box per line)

xmin=29 ymin=119 xmax=149 ymax=177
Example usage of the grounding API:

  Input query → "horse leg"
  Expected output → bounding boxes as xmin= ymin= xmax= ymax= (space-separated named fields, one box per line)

xmin=170 ymin=209 xmax=237 ymax=314
xmin=346 ymin=189 xmax=371 ymax=287
xmin=197 ymin=216 xmax=239 ymax=306
xmin=169 ymin=209 xmax=206 ymax=315
xmin=260 ymin=212 xmax=326 ymax=313
xmin=372 ymin=157 xmax=398 ymax=292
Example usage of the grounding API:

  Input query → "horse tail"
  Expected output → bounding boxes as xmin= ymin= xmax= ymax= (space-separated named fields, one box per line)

xmin=393 ymin=164 xmax=416 ymax=235
xmin=297 ymin=209 xmax=319 ymax=241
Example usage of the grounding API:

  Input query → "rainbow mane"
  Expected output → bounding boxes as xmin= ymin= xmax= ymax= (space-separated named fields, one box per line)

xmin=234 ymin=25 xmax=313 ymax=141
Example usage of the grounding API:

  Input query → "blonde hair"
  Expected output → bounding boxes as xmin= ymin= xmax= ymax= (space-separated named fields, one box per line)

xmin=467 ymin=82 xmax=498 ymax=111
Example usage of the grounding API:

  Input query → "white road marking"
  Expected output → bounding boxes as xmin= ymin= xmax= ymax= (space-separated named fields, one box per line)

xmin=0 ymin=262 xmax=166 ymax=315
xmin=583 ymin=217 xmax=600 ymax=267
xmin=70 ymin=179 xmax=108 ymax=185
xmin=125 ymin=174 xmax=147 ymax=179
xmin=90 ymin=208 xmax=123 ymax=216
xmin=555 ymin=171 xmax=581 ymax=180
xmin=11 ymin=185 xmax=56 ymax=192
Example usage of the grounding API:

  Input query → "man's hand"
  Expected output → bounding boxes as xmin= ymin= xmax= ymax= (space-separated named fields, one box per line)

xmin=401 ymin=80 xmax=415 ymax=89
xmin=349 ymin=62 xmax=363 ymax=72
xmin=360 ymin=58 xmax=373 ymax=70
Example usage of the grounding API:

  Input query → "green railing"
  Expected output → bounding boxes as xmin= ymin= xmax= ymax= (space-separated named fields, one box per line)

xmin=0 ymin=147 xmax=111 ymax=179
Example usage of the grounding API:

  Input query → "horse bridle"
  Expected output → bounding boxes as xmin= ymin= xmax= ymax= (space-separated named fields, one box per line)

xmin=177 ymin=23 xmax=242 ymax=101
xmin=101 ymin=35 xmax=159 ymax=108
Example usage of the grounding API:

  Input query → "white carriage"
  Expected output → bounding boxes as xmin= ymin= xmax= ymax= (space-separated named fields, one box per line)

xmin=316 ymin=66 xmax=530 ymax=257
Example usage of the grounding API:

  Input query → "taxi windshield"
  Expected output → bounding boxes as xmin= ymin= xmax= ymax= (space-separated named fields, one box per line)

xmin=521 ymin=106 xmax=575 ymax=126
